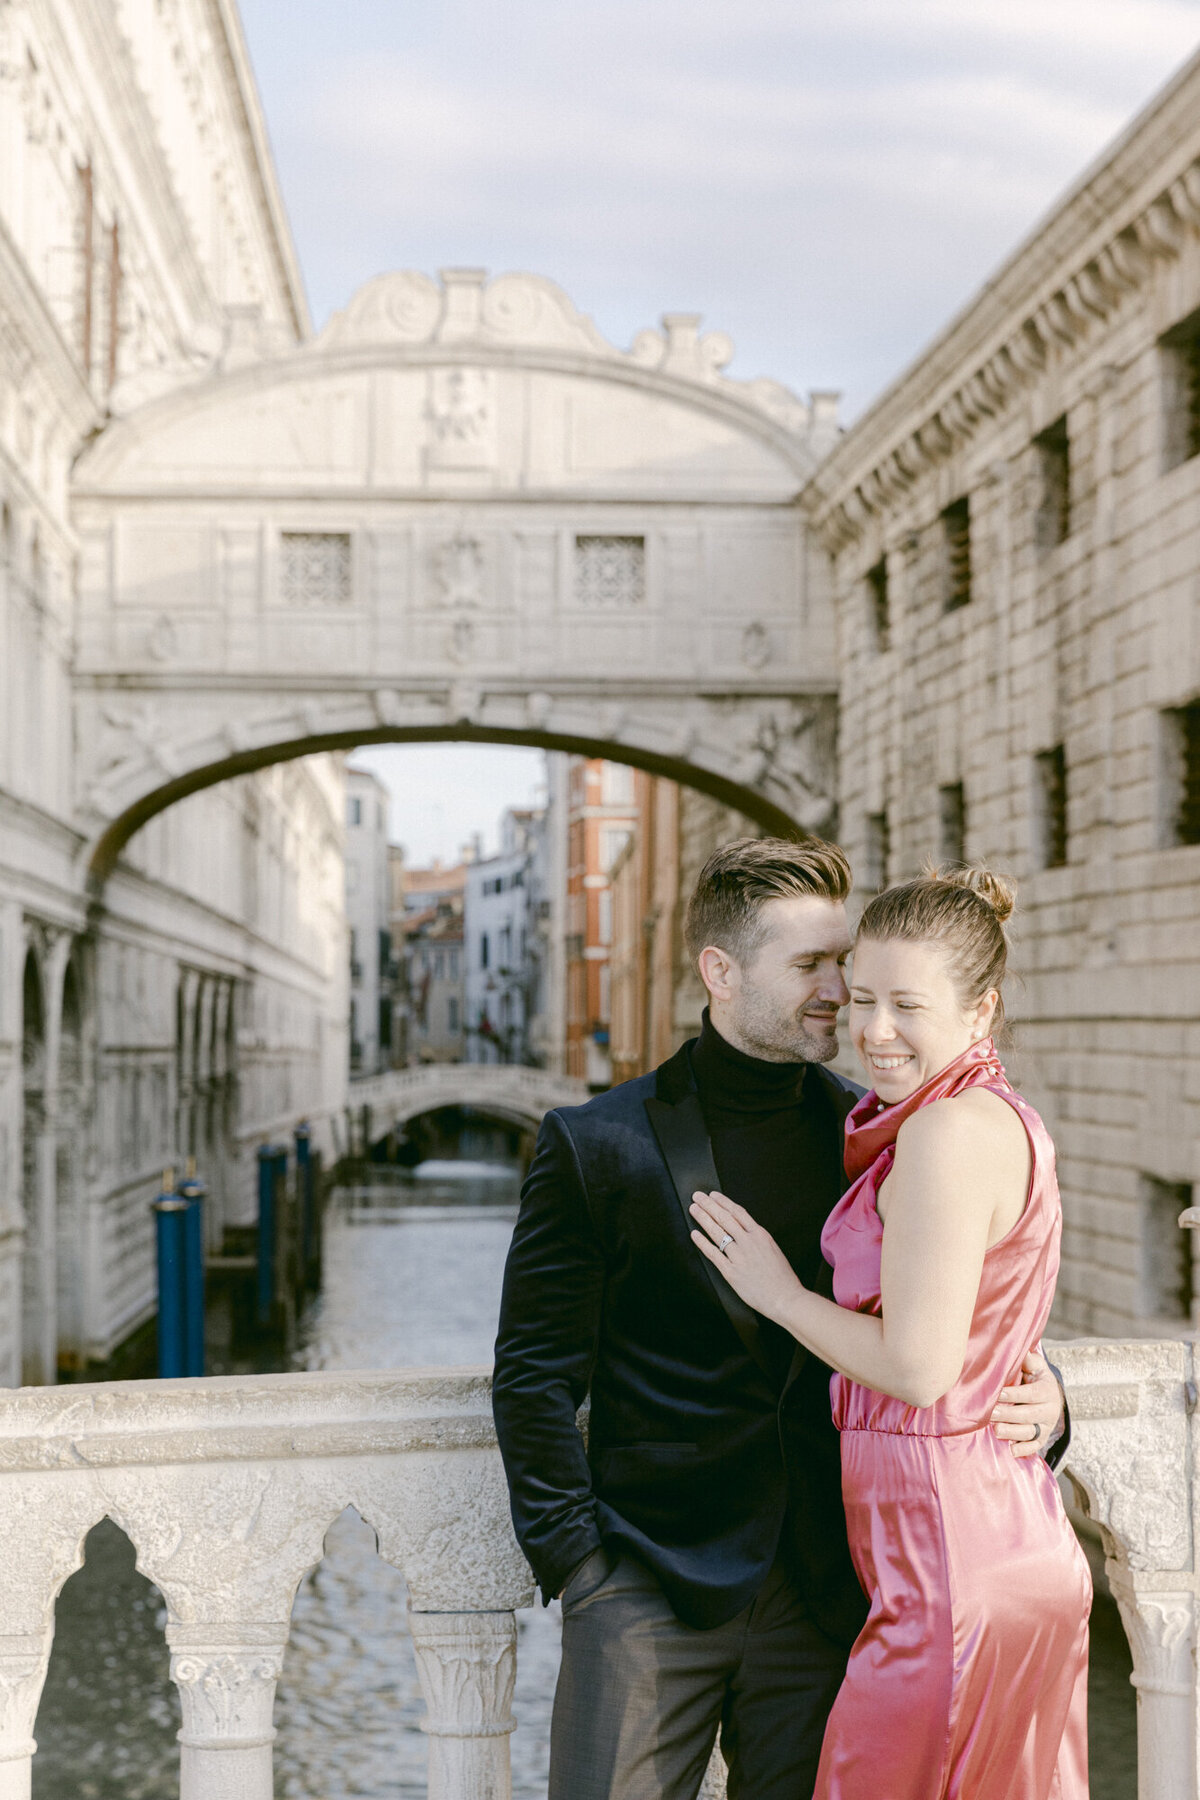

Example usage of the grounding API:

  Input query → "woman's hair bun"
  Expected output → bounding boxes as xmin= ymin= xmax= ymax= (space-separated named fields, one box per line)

xmin=933 ymin=861 xmax=1017 ymax=925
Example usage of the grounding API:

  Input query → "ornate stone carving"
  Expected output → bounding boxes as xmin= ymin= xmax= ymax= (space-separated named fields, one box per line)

xmin=741 ymin=622 xmax=770 ymax=670
xmin=170 ymin=1632 xmax=286 ymax=1747
xmin=0 ymin=1631 xmax=53 ymax=1760
xmin=448 ymin=618 xmax=476 ymax=664
xmin=427 ymin=368 xmax=496 ymax=470
xmin=409 ymin=1609 xmax=517 ymax=1800
xmin=1108 ymin=1583 xmax=1193 ymax=1697
xmin=433 ymin=533 xmax=486 ymax=609
xmin=712 ymin=698 xmax=837 ymax=829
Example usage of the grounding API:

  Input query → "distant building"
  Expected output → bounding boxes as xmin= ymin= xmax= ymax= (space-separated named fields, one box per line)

xmin=392 ymin=850 xmax=467 ymax=1063
xmin=345 ymin=769 xmax=395 ymax=1075
xmin=526 ymin=756 xmax=568 ymax=1074
xmin=465 ymin=810 xmax=543 ymax=1065
xmin=608 ymin=778 xmax=764 ymax=1084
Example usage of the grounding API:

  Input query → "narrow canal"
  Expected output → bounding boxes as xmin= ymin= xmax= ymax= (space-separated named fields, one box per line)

xmin=33 ymin=1149 xmax=1137 ymax=1799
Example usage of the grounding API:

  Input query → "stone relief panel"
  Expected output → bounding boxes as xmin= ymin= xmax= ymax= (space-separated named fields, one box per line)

xmin=431 ymin=531 xmax=488 ymax=610
xmin=425 ymin=368 xmax=497 ymax=472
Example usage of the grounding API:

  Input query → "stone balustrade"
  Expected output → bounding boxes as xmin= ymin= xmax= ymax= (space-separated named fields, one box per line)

xmin=0 ymin=1345 xmax=1192 ymax=1798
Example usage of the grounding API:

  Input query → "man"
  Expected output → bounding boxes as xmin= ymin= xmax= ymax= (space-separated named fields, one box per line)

xmin=493 ymin=837 xmax=1066 ymax=1800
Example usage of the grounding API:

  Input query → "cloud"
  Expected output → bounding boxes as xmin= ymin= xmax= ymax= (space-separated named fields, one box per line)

xmin=240 ymin=0 xmax=1200 ymax=412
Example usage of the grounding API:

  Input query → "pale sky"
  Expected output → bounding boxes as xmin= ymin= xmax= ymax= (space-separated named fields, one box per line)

xmin=240 ymin=0 xmax=1200 ymax=860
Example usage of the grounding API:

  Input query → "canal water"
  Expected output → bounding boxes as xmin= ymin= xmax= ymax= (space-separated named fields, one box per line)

xmin=33 ymin=1160 xmax=1137 ymax=1799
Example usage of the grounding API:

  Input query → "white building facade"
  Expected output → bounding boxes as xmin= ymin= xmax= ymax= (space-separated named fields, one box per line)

xmin=465 ymin=812 xmax=542 ymax=1065
xmin=345 ymin=768 xmax=394 ymax=1075
xmin=0 ymin=0 xmax=346 ymax=1382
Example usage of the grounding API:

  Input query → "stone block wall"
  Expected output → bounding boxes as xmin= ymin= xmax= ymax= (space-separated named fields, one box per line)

xmin=806 ymin=55 xmax=1200 ymax=1337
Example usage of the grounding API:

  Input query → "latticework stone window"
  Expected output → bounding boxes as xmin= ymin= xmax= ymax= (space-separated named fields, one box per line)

xmin=280 ymin=532 xmax=352 ymax=607
xmin=573 ymin=536 xmax=645 ymax=608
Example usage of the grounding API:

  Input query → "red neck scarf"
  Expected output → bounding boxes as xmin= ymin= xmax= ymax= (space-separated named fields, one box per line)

xmin=844 ymin=1037 xmax=1006 ymax=1185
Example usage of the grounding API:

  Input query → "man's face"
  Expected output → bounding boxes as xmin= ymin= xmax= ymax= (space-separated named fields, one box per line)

xmin=714 ymin=895 xmax=853 ymax=1064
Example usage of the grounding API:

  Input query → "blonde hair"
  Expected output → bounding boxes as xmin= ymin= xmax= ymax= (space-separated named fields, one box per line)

xmin=684 ymin=835 xmax=852 ymax=966
xmin=856 ymin=862 xmax=1016 ymax=1026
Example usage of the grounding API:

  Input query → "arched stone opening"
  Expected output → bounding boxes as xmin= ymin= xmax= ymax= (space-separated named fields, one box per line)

xmin=82 ymin=712 xmax=832 ymax=896
xmin=33 ymin=1516 xmax=178 ymax=1793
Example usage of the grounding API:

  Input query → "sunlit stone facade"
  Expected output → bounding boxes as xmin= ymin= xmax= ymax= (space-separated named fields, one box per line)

xmin=0 ymin=0 xmax=343 ymax=1382
xmin=804 ymin=48 xmax=1200 ymax=1338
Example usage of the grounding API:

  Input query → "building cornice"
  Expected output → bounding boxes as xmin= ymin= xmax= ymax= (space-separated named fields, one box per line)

xmin=802 ymin=46 xmax=1200 ymax=555
xmin=205 ymin=0 xmax=311 ymax=339
xmin=0 ymin=213 xmax=100 ymax=446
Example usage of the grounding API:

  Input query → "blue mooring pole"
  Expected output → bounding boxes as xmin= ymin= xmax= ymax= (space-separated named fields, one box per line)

xmin=177 ymin=1171 xmax=207 ymax=1377
xmin=153 ymin=1184 xmax=188 ymax=1378
xmin=256 ymin=1145 xmax=277 ymax=1327
xmin=295 ymin=1122 xmax=313 ymax=1278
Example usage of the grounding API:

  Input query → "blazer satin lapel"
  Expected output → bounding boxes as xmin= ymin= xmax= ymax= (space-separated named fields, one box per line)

xmin=645 ymin=1091 xmax=774 ymax=1381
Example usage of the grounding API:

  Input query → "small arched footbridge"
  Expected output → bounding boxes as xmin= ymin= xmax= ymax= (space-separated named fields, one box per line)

xmin=349 ymin=1063 xmax=591 ymax=1135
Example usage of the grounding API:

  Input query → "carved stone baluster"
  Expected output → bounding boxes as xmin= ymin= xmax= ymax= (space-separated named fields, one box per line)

xmin=0 ymin=1631 xmax=53 ymax=1800
xmin=1106 ymin=1578 xmax=1193 ymax=1800
xmin=408 ymin=1610 xmax=517 ymax=1800
xmin=167 ymin=1621 xmax=289 ymax=1800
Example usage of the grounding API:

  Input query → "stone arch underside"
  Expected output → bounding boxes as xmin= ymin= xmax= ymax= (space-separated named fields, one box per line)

xmin=70 ymin=270 xmax=840 ymax=892
xmin=83 ymin=705 xmax=836 ymax=889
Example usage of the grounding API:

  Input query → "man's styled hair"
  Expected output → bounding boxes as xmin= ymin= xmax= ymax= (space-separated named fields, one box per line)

xmin=683 ymin=835 xmax=852 ymax=968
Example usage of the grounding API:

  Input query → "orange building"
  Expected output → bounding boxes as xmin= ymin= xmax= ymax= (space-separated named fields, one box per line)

xmin=563 ymin=760 xmax=640 ymax=1086
xmin=566 ymin=758 xmax=763 ymax=1088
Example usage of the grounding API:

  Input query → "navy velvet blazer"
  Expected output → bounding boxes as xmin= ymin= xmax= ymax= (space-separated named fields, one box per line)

xmin=492 ymin=1039 xmax=871 ymax=1639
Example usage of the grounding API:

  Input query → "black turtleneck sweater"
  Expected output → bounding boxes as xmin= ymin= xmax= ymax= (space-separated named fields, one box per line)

xmin=690 ymin=1009 xmax=845 ymax=1387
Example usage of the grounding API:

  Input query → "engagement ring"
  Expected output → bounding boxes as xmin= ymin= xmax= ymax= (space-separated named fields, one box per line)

xmin=718 ymin=1234 xmax=733 ymax=1254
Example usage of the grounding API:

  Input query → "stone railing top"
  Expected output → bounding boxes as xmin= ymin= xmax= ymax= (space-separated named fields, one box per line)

xmin=0 ymin=1367 xmax=500 ymax=1470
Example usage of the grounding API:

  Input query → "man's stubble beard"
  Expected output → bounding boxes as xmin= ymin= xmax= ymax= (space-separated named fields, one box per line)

xmin=728 ymin=983 xmax=841 ymax=1066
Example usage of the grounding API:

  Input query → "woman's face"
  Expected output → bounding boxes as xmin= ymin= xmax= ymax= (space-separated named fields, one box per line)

xmin=848 ymin=935 xmax=997 ymax=1104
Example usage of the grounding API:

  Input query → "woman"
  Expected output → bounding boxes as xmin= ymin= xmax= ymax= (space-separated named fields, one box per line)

xmin=690 ymin=865 xmax=1090 ymax=1800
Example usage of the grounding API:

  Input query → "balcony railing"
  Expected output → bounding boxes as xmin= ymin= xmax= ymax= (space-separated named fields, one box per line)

xmin=0 ymin=1343 xmax=1193 ymax=1798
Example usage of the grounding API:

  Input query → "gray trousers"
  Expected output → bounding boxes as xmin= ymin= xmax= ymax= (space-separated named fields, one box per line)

xmin=548 ymin=1550 xmax=848 ymax=1800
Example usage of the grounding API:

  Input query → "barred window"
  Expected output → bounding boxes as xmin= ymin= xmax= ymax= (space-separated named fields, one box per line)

xmin=1141 ymin=1175 xmax=1195 ymax=1322
xmin=1162 ymin=702 xmax=1200 ymax=845
xmin=280 ymin=532 xmax=352 ymax=607
xmin=574 ymin=536 xmax=645 ymax=608
xmin=1033 ymin=746 xmax=1068 ymax=868
xmin=940 ymin=497 xmax=971 ymax=612
xmin=938 ymin=782 xmax=966 ymax=865
xmin=865 ymin=811 xmax=890 ymax=891
xmin=865 ymin=557 xmax=889 ymax=651
xmin=1034 ymin=416 xmax=1071 ymax=548
xmin=1160 ymin=307 xmax=1200 ymax=469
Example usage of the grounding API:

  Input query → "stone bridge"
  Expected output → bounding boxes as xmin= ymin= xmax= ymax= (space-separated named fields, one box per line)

xmin=0 ymin=1342 xmax=1192 ymax=1800
xmin=349 ymin=1062 xmax=590 ymax=1135
xmin=68 ymin=269 xmax=841 ymax=889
